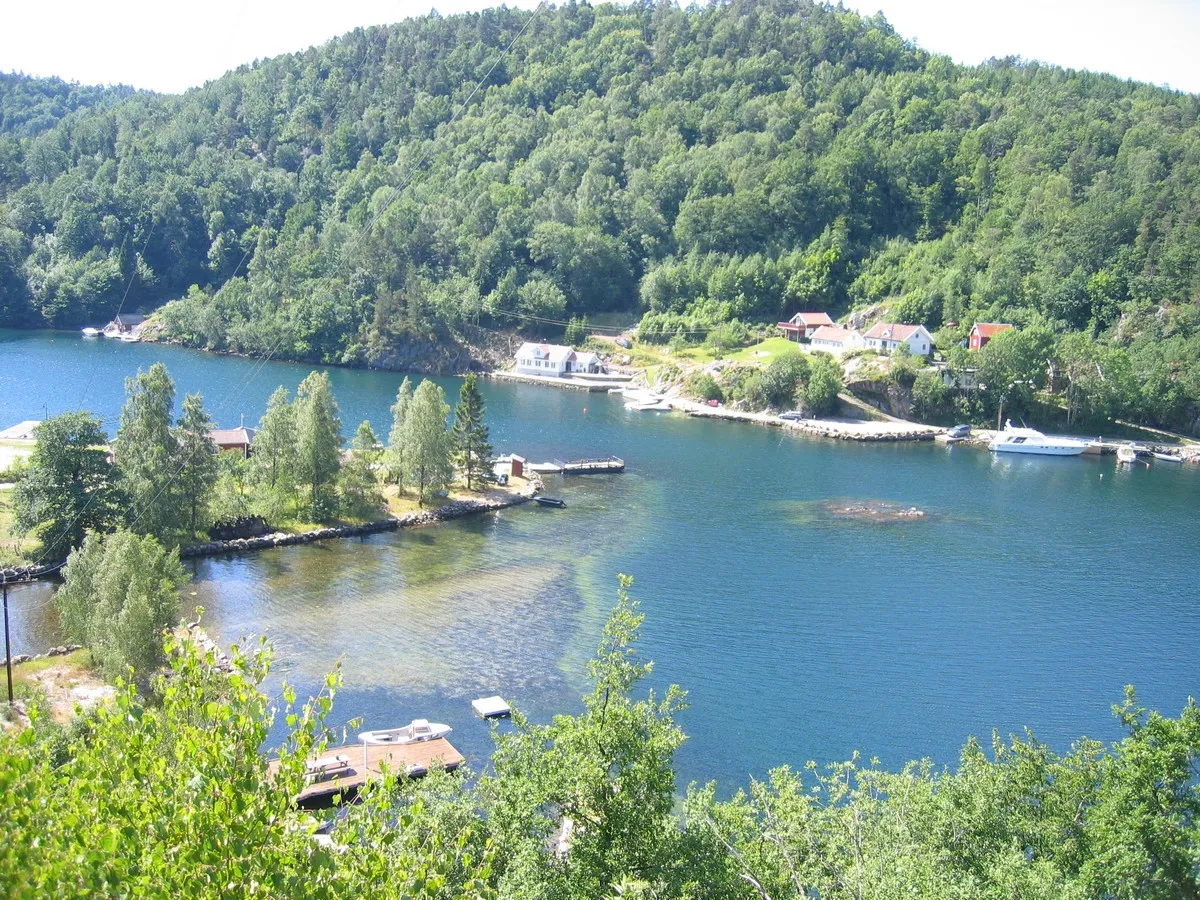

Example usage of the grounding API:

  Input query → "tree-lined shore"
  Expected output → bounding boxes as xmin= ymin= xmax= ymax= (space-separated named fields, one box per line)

xmin=2 ymin=0 xmax=1199 ymax=432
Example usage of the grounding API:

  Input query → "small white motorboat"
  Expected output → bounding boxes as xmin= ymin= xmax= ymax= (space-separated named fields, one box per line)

xmin=1116 ymin=446 xmax=1137 ymax=465
xmin=988 ymin=421 xmax=1088 ymax=456
xmin=358 ymin=719 xmax=451 ymax=746
xmin=1153 ymin=452 xmax=1184 ymax=463
xmin=81 ymin=327 xmax=101 ymax=337
xmin=627 ymin=400 xmax=672 ymax=412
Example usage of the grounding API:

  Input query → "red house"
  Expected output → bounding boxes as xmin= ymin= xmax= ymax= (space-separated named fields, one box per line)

xmin=776 ymin=312 xmax=835 ymax=342
xmin=969 ymin=322 xmax=1013 ymax=350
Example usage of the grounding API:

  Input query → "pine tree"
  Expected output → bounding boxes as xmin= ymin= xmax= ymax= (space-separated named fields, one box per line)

xmin=174 ymin=393 xmax=219 ymax=537
xmin=294 ymin=371 xmax=342 ymax=520
xmin=114 ymin=362 xmax=183 ymax=540
xmin=451 ymin=374 xmax=494 ymax=491
xmin=401 ymin=379 xmax=453 ymax=505
xmin=384 ymin=377 xmax=413 ymax=487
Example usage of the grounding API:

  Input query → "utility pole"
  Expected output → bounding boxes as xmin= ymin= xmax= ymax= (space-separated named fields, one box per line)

xmin=2 ymin=580 xmax=12 ymax=704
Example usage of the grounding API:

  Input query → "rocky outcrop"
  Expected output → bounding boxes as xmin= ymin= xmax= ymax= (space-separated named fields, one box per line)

xmin=0 ymin=562 xmax=60 ymax=582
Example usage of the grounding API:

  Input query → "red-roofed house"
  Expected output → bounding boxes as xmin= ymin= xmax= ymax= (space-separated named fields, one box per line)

xmin=861 ymin=323 xmax=933 ymax=357
xmin=969 ymin=322 xmax=1013 ymax=350
xmin=776 ymin=312 xmax=836 ymax=342
xmin=210 ymin=425 xmax=256 ymax=458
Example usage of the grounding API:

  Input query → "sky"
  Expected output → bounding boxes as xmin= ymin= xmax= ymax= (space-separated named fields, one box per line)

xmin=1 ymin=0 xmax=1198 ymax=96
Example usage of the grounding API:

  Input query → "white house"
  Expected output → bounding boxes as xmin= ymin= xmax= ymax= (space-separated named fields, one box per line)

xmin=514 ymin=343 xmax=606 ymax=376
xmin=808 ymin=326 xmax=865 ymax=355
xmin=776 ymin=312 xmax=835 ymax=342
xmin=861 ymin=323 xmax=933 ymax=357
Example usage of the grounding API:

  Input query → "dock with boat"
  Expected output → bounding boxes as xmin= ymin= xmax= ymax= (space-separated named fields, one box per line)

xmin=276 ymin=734 xmax=465 ymax=808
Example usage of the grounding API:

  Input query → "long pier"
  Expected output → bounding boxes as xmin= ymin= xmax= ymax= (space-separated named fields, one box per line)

xmin=272 ymin=736 xmax=465 ymax=808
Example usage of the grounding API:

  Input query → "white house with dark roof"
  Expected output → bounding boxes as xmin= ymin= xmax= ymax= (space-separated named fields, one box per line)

xmin=514 ymin=343 xmax=606 ymax=377
xmin=861 ymin=323 xmax=933 ymax=357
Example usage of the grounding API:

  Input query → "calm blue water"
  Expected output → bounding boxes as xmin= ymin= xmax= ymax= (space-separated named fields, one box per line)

xmin=4 ymin=328 xmax=1199 ymax=791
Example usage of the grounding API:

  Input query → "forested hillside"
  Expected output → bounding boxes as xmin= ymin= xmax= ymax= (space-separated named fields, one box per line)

xmin=1 ymin=0 xmax=1199 ymax=425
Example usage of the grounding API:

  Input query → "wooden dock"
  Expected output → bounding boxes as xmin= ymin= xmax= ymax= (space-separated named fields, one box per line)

xmin=272 ymin=736 xmax=465 ymax=808
xmin=561 ymin=456 xmax=625 ymax=474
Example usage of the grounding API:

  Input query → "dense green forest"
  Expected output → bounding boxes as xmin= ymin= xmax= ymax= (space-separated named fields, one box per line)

xmin=1 ymin=0 xmax=1199 ymax=428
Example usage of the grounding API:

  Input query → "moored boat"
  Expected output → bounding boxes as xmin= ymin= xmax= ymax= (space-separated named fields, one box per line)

xmin=534 ymin=496 xmax=566 ymax=508
xmin=1153 ymin=452 xmax=1183 ymax=463
xmin=988 ymin=421 xmax=1088 ymax=456
xmin=1116 ymin=446 xmax=1137 ymax=465
xmin=358 ymin=719 xmax=451 ymax=746
xmin=81 ymin=327 xmax=101 ymax=337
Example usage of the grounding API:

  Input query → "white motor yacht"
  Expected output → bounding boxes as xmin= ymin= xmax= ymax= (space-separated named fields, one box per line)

xmin=988 ymin=421 xmax=1088 ymax=456
xmin=81 ymin=327 xmax=101 ymax=337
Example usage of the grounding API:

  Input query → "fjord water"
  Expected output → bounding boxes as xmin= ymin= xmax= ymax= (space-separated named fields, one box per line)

xmin=4 ymin=328 xmax=1199 ymax=789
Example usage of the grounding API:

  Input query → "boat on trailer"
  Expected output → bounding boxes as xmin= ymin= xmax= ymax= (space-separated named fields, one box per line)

xmin=988 ymin=421 xmax=1088 ymax=457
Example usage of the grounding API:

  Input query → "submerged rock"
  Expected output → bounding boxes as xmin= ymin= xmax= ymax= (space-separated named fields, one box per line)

xmin=820 ymin=500 xmax=928 ymax=523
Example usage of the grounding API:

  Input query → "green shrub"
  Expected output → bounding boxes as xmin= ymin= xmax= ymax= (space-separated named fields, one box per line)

xmin=685 ymin=372 xmax=724 ymax=402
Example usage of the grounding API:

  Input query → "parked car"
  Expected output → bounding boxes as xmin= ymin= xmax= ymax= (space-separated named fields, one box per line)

xmin=615 ymin=337 xmax=632 ymax=349
xmin=947 ymin=424 xmax=972 ymax=439
xmin=780 ymin=410 xmax=806 ymax=421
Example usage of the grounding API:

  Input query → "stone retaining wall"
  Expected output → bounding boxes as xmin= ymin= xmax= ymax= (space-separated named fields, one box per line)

xmin=180 ymin=485 xmax=538 ymax=561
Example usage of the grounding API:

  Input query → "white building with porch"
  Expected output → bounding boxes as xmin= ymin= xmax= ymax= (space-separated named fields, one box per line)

xmin=514 ymin=343 xmax=607 ymax=377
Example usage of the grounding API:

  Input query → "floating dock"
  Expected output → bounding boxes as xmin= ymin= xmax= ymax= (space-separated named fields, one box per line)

xmin=272 ymin=736 xmax=465 ymax=808
xmin=561 ymin=456 xmax=625 ymax=474
xmin=529 ymin=456 xmax=625 ymax=475
xmin=472 ymin=695 xmax=512 ymax=718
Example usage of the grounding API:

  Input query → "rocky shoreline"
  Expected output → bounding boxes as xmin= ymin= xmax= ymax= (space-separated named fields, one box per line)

xmin=3 ymin=478 xmax=543 ymax=582
xmin=180 ymin=484 xmax=539 ymax=560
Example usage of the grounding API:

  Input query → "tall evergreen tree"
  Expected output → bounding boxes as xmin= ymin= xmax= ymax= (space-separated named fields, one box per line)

xmin=451 ymin=374 xmax=493 ymax=491
xmin=293 ymin=371 xmax=342 ymax=520
xmin=174 ymin=393 xmax=218 ymax=538
xmin=114 ymin=362 xmax=182 ymax=540
xmin=401 ymin=379 xmax=453 ymax=505
xmin=12 ymin=412 xmax=125 ymax=559
xmin=384 ymin=377 xmax=413 ymax=486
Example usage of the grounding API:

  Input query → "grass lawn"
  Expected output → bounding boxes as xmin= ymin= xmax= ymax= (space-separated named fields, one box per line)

xmin=0 ymin=487 xmax=40 ymax=567
xmin=383 ymin=474 xmax=530 ymax=516
xmin=720 ymin=336 xmax=803 ymax=363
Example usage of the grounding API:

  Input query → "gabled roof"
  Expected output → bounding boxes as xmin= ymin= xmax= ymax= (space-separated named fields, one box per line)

xmin=0 ymin=420 xmax=40 ymax=440
xmin=114 ymin=313 xmax=148 ymax=326
xmin=971 ymin=322 xmax=1014 ymax=338
xmin=210 ymin=426 xmax=256 ymax=446
xmin=789 ymin=312 xmax=835 ymax=328
xmin=516 ymin=342 xmax=574 ymax=363
xmin=862 ymin=322 xmax=925 ymax=341
xmin=573 ymin=351 xmax=601 ymax=365
xmin=809 ymin=326 xmax=858 ymax=345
